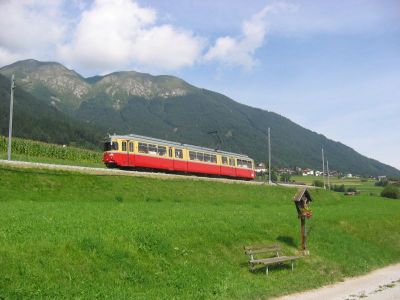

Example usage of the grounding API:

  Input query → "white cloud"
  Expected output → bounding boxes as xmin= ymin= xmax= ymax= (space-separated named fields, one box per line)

xmin=59 ymin=0 xmax=204 ymax=73
xmin=204 ymin=2 xmax=296 ymax=70
xmin=0 ymin=0 xmax=204 ymax=73
xmin=0 ymin=0 xmax=66 ymax=66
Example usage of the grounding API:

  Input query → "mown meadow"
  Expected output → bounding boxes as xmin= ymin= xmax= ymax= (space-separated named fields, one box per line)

xmin=0 ymin=165 xmax=399 ymax=299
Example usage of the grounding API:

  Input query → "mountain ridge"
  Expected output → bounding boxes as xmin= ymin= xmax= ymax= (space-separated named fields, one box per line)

xmin=0 ymin=59 xmax=399 ymax=177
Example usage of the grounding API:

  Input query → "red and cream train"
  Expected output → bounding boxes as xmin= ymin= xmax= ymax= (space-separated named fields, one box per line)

xmin=103 ymin=134 xmax=255 ymax=180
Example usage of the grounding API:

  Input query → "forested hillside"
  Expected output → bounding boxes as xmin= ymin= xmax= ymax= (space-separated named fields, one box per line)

xmin=0 ymin=74 xmax=103 ymax=149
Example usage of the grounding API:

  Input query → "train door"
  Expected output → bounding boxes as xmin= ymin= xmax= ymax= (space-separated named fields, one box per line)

xmin=121 ymin=140 xmax=129 ymax=166
xmin=128 ymin=141 xmax=135 ymax=166
xmin=167 ymin=146 xmax=174 ymax=171
xmin=173 ymin=147 xmax=187 ymax=172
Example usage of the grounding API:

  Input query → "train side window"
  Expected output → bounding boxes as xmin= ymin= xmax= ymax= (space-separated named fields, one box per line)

xmin=229 ymin=158 xmax=235 ymax=166
xmin=237 ymin=159 xmax=244 ymax=167
xmin=138 ymin=142 xmax=148 ymax=153
xmin=222 ymin=156 xmax=228 ymax=165
xmin=122 ymin=141 xmax=127 ymax=151
xmin=129 ymin=142 xmax=134 ymax=152
xmin=158 ymin=146 xmax=167 ymax=156
xmin=112 ymin=142 xmax=118 ymax=151
xmin=196 ymin=152 xmax=204 ymax=161
xmin=248 ymin=161 xmax=253 ymax=169
xmin=204 ymin=154 xmax=210 ymax=162
xmin=175 ymin=149 xmax=183 ymax=159
xmin=189 ymin=151 xmax=196 ymax=160
xmin=148 ymin=144 xmax=157 ymax=154
xmin=211 ymin=155 xmax=217 ymax=163
xmin=168 ymin=148 xmax=173 ymax=157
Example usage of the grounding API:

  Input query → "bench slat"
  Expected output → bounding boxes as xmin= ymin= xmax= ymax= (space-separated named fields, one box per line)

xmin=244 ymin=244 xmax=281 ymax=255
xmin=250 ymin=255 xmax=301 ymax=266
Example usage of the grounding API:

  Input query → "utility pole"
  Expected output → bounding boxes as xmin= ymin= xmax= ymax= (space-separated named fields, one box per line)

xmin=321 ymin=148 xmax=326 ymax=189
xmin=327 ymin=159 xmax=330 ymax=190
xmin=268 ymin=127 xmax=271 ymax=184
xmin=7 ymin=74 xmax=15 ymax=161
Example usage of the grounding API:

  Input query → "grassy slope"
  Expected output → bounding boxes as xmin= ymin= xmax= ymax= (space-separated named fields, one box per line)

xmin=0 ymin=166 xmax=399 ymax=299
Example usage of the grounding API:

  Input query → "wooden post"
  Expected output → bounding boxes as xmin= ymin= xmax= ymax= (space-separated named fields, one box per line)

xmin=300 ymin=217 xmax=306 ymax=251
xmin=294 ymin=188 xmax=312 ymax=255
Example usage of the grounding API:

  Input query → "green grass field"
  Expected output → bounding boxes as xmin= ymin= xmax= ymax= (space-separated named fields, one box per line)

xmin=1 ymin=165 xmax=399 ymax=299
xmin=291 ymin=175 xmax=384 ymax=195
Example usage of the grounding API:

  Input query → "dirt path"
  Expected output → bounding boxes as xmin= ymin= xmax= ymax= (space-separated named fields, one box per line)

xmin=276 ymin=263 xmax=400 ymax=300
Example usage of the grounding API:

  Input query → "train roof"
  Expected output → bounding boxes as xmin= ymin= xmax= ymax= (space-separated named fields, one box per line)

xmin=108 ymin=134 xmax=253 ymax=160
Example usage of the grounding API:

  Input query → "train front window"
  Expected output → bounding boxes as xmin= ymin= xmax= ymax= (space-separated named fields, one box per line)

xmin=104 ymin=141 xmax=118 ymax=151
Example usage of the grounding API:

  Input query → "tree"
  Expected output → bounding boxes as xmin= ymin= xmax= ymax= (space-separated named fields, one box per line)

xmin=381 ymin=185 xmax=399 ymax=199
xmin=271 ymin=168 xmax=278 ymax=182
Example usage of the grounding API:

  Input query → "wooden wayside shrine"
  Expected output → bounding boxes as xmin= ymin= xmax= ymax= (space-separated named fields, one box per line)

xmin=293 ymin=187 xmax=313 ymax=255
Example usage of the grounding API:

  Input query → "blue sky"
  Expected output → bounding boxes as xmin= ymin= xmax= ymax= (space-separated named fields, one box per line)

xmin=0 ymin=0 xmax=399 ymax=170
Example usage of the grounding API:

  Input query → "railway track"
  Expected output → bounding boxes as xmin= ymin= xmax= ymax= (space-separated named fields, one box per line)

xmin=0 ymin=159 xmax=263 ymax=185
xmin=0 ymin=159 xmax=314 ymax=188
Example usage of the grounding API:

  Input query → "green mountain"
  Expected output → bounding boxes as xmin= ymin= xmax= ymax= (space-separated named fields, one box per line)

xmin=1 ymin=59 xmax=399 ymax=177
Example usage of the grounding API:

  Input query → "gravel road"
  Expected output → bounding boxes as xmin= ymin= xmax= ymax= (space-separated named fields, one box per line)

xmin=276 ymin=263 xmax=400 ymax=300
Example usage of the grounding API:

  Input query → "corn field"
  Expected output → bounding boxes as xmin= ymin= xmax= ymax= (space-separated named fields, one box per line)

xmin=0 ymin=136 xmax=102 ymax=163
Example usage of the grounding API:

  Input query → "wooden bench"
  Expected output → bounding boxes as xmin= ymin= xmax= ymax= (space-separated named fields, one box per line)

xmin=244 ymin=244 xmax=302 ymax=275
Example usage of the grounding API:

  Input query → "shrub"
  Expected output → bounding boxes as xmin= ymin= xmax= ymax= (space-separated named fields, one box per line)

xmin=313 ymin=180 xmax=324 ymax=188
xmin=333 ymin=184 xmax=345 ymax=192
xmin=381 ymin=185 xmax=400 ymax=199
xmin=347 ymin=187 xmax=357 ymax=193
xmin=375 ymin=180 xmax=388 ymax=187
